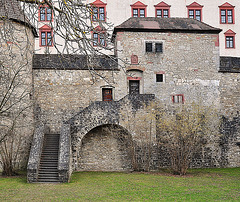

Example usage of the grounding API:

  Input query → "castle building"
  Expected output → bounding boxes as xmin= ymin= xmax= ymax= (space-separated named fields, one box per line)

xmin=36 ymin=0 xmax=240 ymax=58
xmin=0 ymin=0 xmax=239 ymax=183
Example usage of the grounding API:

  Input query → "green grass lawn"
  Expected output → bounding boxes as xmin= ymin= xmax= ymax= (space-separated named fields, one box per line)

xmin=0 ymin=168 xmax=239 ymax=201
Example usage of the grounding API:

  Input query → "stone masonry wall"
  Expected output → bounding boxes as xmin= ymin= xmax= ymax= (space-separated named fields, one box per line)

xmin=33 ymin=69 xmax=127 ymax=133
xmin=117 ymin=31 xmax=220 ymax=106
xmin=219 ymin=73 xmax=240 ymax=167
xmin=0 ymin=21 xmax=35 ymax=170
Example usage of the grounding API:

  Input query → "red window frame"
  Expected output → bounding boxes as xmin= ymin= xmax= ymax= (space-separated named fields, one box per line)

xmin=224 ymin=29 xmax=236 ymax=49
xmin=92 ymin=26 xmax=106 ymax=47
xmin=187 ymin=2 xmax=203 ymax=21
xmin=91 ymin=0 xmax=107 ymax=22
xmin=219 ymin=2 xmax=235 ymax=24
xmin=131 ymin=1 xmax=147 ymax=17
xmin=172 ymin=94 xmax=184 ymax=104
xmin=154 ymin=1 xmax=171 ymax=18
xmin=39 ymin=25 xmax=53 ymax=47
xmin=38 ymin=5 xmax=53 ymax=22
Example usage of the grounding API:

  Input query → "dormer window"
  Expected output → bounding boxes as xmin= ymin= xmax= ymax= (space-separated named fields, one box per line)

xmin=39 ymin=25 xmax=53 ymax=47
xmin=154 ymin=1 xmax=171 ymax=18
xmin=187 ymin=2 xmax=203 ymax=21
xmin=224 ymin=29 xmax=236 ymax=49
xmin=91 ymin=0 xmax=107 ymax=21
xmin=39 ymin=5 xmax=52 ymax=22
xmin=131 ymin=1 xmax=147 ymax=17
xmin=219 ymin=2 xmax=235 ymax=24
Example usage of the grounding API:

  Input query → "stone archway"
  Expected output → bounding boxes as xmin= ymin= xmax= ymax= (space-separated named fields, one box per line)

xmin=77 ymin=124 xmax=133 ymax=171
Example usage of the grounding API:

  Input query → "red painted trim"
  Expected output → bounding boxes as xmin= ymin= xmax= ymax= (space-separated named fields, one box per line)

xmin=154 ymin=1 xmax=171 ymax=18
xmin=219 ymin=2 xmax=235 ymax=24
xmin=38 ymin=5 xmax=53 ymax=22
xmin=224 ymin=29 xmax=236 ymax=49
xmin=91 ymin=0 xmax=107 ymax=22
xmin=131 ymin=1 xmax=147 ymax=17
xmin=187 ymin=2 xmax=203 ymax=21
xmin=127 ymin=77 xmax=142 ymax=80
xmin=172 ymin=94 xmax=184 ymax=104
xmin=39 ymin=25 xmax=53 ymax=47
xmin=91 ymin=29 xmax=106 ymax=47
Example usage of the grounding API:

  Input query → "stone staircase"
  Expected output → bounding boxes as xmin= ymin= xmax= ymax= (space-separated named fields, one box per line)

xmin=38 ymin=134 xmax=60 ymax=183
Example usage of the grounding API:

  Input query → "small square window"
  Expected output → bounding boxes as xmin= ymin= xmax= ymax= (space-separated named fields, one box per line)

xmin=172 ymin=95 xmax=184 ymax=103
xmin=146 ymin=43 xmax=153 ymax=52
xmin=156 ymin=74 xmax=163 ymax=82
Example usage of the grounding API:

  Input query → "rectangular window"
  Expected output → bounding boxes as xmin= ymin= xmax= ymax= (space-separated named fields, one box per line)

xmin=189 ymin=10 xmax=194 ymax=19
xmin=146 ymin=42 xmax=163 ymax=53
xmin=155 ymin=43 xmax=163 ymax=53
xmin=133 ymin=9 xmax=138 ymax=17
xmin=102 ymin=88 xmax=113 ymax=101
xmin=132 ymin=8 xmax=145 ymax=17
xmin=99 ymin=34 xmax=105 ymax=46
xmin=188 ymin=9 xmax=201 ymax=21
xmin=41 ymin=31 xmax=52 ymax=46
xmin=163 ymin=9 xmax=169 ymax=18
xmin=172 ymin=95 xmax=184 ymax=103
xmin=47 ymin=8 xmax=52 ymax=21
xmin=226 ymin=36 xmax=234 ymax=48
xmin=39 ymin=6 xmax=52 ymax=21
xmin=146 ymin=42 xmax=152 ymax=52
xmin=41 ymin=32 xmax=46 ymax=46
xmin=156 ymin=9 xmax=162 ymax=18
xmin=93 ymin=8 xmax=98 ymax=21
xmin=195 ymin=10 xmax=201 ymax=21
xmin=93 ymin=33 xmax=98 ymax=46
xmin=93 ymin=32 xmax=106 ymax=47
xmin=227 ymin=10 xmax=233 ymax=23
xmin=221 ymin=10 xmax=226 ymax=23
xmin=139 ymin=9 xmax=145 ymax=17
xmin=40 ymin=7 xmax=45 ymax=21
xmin=156 ymin=74 xmax=163 ymax=82
xmin=220 ymin=9 xmax=233 ymax=24
xmin=156 ymin=9 xmax=169 ymax=18
xmin=99 ymin=7 xmax=105 ymax=21
xmin=47 ymin=32 xmax=52 ymax=46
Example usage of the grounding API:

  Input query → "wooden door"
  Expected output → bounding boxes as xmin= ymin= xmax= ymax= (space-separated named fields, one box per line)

xmin=129 ymin=80 xmax=140 ymax=94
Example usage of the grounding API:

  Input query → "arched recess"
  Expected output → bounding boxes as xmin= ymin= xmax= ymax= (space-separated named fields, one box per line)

xmin=76 ymin=124 xmax=134 ymax=171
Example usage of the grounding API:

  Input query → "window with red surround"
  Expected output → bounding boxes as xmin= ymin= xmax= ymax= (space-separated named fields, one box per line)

xmin=224 ymin=29 xmax=236 ymax=49
xmin=92 ymin=26 xmax=106 ymax=47
xmin=131 ymin=1 xmax=147 ymax=17
xmin=91 ymin=0 xmax=107 ymax=21
xmin=172 ymin=94 xmax=184 ymax=104
xmin=187 ymin=2 xmax=203 ymax=21
xmin=154 ymin=1 xmax=171 ymax=18
xmin=39 ymin=5 xmax=53 ymax=22
xmin=39 ymin=25 xmax=53 ymax=47
xmin=219 ymin=2 xmax=235 ymax=24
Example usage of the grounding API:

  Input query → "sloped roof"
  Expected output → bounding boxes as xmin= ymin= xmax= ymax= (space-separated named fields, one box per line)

xmin=113 ymin=17 xmax=222 ymax=35
xmin=0 ymin=0 xmax=37 ymax=36
xmin=33 ymin=54 xmax=119 ymax=70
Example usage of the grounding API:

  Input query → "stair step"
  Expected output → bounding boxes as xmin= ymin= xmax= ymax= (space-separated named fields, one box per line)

xmin=38 ymin=173 xmax=58 ymax=175
xmin=36 ymin=133 xmax=61 ymax=183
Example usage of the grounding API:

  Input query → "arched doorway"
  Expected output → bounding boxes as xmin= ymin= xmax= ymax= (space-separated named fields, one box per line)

xmin=77 ymin=124 xmax=133 ymax=171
